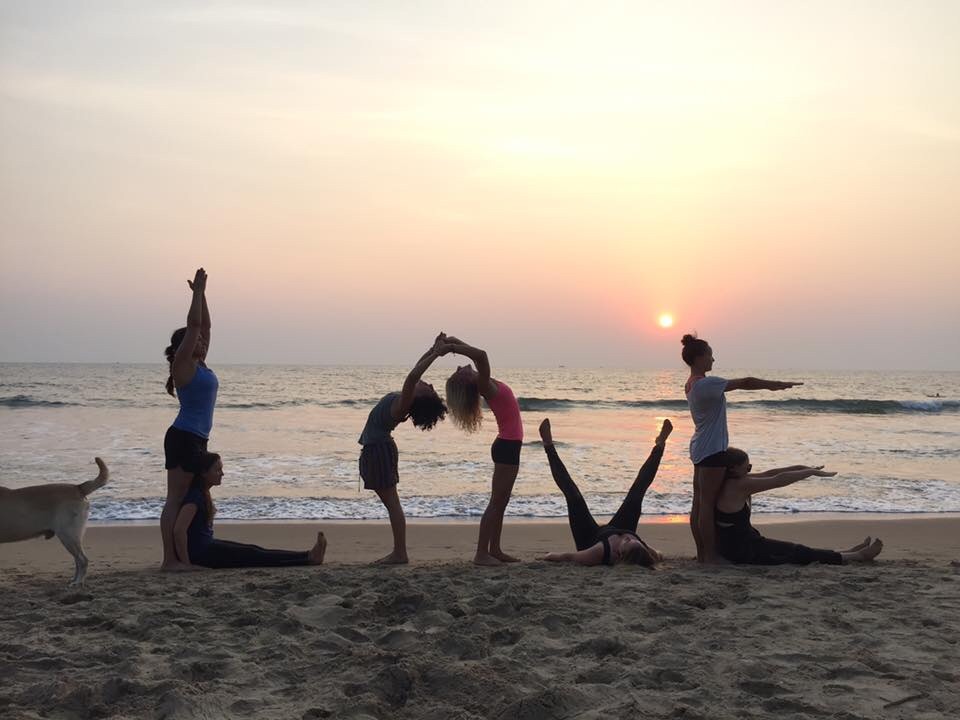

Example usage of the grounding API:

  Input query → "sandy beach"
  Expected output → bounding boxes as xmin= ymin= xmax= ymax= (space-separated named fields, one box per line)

xmin=1 ymin=517 xmax=958 ymax=719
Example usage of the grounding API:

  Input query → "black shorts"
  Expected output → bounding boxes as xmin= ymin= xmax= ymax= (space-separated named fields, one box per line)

xmin=164 ymin=426 xmax=209 ymax=472
xmin=359 ymin=440 xmax=399 ymax=490
xmin=491 ymin=438 xmax=522 ymax=466
xmin=694 ymin=450 xmax=737 ymax=468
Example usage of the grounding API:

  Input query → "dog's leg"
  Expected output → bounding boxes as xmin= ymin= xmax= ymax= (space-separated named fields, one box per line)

xmin=59 ymin=505 xmax=90 ymax=587
xmin=58 ymin=533 xmax=88 ymax=587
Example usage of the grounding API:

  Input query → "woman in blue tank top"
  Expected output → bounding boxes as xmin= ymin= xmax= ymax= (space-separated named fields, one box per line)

xmin=161 ymin=268 xmax=219 ymax=570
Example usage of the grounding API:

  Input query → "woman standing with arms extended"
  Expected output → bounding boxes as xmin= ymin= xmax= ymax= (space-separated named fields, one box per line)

xmin=161 ymin=268 xmax=218 ymax=570
xmin=681 ymin=334 xmax=800 ymax=564
xmin=441 ymin=335 xmax=523 ymax=566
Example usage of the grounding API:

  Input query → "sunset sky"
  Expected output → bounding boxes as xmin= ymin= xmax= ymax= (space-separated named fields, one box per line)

xmin=2 ymin=1 xmax=958 ymax=369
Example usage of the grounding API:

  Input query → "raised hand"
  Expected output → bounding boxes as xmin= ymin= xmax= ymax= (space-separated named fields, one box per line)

xmin=188 ymin=268 xmax=207 ymax=294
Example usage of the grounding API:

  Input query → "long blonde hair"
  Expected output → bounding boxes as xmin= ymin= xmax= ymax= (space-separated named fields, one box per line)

xmin=445 ymin=372 xmax=483 ymax=433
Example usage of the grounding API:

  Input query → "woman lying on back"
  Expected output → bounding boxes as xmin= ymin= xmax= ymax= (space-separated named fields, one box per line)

xmin=540 ymin=418 xmax=671 ymax=567
xmin=716 ymin=448 xmax=882 ymax=565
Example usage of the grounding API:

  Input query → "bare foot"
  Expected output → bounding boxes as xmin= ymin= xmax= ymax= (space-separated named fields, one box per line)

xmin=374 ymin=551 xmax=409 ymax=565
xmin=856 ymin=538 xmax=883 ymax=562
xmin=843 ymin=538 xmax=883 ymax=562
xmin=539 ymin=418 xmax=553 ymax=446
xmin=160 ymin=562 xmax=204 ymax=572
xmin=843 ymin=536 xmax=871 ymax=553
xmin=308 ymin=531 xmax=327 ymax=565
xmin=655 ymin=418 xmax=673 ymax=446
xmin=490 ymin=551 xmax=521 ymax=563
xmin=473 ymin=552 xmax=503 ymax=566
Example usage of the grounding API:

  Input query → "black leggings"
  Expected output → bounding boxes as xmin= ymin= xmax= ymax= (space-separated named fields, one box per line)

xmin=722 ymin=536 xmax=842 ymax=566
xmin=194 ymin=539 xmax=310 ymax=568
xmin=545 ymin=443 xmax=664 ymax=550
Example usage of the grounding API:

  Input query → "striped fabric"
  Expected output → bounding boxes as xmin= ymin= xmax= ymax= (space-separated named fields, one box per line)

xmin=358 ymin=439 xmax=400 ymax=489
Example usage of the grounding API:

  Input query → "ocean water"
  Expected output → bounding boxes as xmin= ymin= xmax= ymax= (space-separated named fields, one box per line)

xmin=1 ymin=364 xmax=958 ymax=521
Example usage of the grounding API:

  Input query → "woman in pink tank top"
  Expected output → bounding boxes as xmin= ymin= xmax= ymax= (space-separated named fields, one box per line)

xmin=440 ymin=334 xmax=523 ymax=566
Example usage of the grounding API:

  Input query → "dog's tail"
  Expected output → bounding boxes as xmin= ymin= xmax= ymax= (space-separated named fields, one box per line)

xmin=78 ymin=457 xmax=109 ymax=497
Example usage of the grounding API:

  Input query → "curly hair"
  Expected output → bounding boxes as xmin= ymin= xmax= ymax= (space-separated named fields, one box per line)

xmin=409 ymin=393 xmax=448 ymax=431
xmin=445 ymin=372 xmax=483 ymax=433
xmin=165 ymin=327 xmax=188 ymax=396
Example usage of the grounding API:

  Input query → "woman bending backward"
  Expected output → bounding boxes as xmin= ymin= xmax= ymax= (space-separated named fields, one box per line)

xmin=441 ymin=335 xmax=524 ymax=566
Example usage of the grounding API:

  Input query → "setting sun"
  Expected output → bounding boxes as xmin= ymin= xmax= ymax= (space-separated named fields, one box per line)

xmin=658 ymin=313 xmax=675 ymax=329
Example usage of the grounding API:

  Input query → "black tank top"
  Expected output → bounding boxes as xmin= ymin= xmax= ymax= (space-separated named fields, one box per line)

xmin=596 ymin=526 xmax=641 ymax=566
xmin=715 ymin=503 xmax=761 ymax=539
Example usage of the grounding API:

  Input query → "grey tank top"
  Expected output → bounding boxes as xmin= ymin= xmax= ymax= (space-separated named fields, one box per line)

xmin=359 ymin=392 xmax=401 ymax=445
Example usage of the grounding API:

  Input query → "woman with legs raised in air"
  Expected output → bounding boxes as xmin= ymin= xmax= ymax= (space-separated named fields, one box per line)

xmin=539 ymin=418 xmax=672 ymax=567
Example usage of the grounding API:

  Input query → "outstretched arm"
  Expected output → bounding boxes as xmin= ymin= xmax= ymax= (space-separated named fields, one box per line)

xmin=393 ymin=340 xmax=443 ymax=420
xmin=438 ymin=335 xmax=494 ymax=397
xmin=725 ymin=377 xmax=803 ymax=392
xmin=543 ymin=542 xmax=605 ymax=566
xmin=743 ymin=467 xmax=836 ymax=495
xmin=172 ymin=268 xmax=206 ymax=388
xmin=751 ymin=465 xmax=813 ymax=477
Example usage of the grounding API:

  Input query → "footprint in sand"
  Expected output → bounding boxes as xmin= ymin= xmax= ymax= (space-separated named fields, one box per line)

xmin=738 ymin=680 xmax=788 ymax=698
xmin=411 ymin=609 xmax=455 ymax=633
xmin=438 ymin=633 xmax=490 ymax=660
xmin=494 ymin=687 xmax=590 ymax=720
xmin=287 ymin=595 xmax=353 ymax=630
xmin=376 ymin=627 xmax=420 ymax=650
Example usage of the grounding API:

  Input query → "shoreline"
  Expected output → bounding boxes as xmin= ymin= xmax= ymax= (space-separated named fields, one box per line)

xmin=85 ymin=510 xmax=960 ymax=528
xmin=3 ymin=516 xmax=958 ymax=573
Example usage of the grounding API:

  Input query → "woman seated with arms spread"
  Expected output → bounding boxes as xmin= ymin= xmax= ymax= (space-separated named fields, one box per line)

xmin=540 ymin=418 xmax=671 ymax=567
xmin=173 ymin=452 xmax=327 ymax=568
xmin=717 ymin=448 xmax=882 ymax=565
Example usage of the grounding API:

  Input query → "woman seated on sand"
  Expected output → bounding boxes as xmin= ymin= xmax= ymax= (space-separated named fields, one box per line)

xmin=716 ymin=448 xmax=882 ymax=565
xmin=173 ymin=451 xmax=327 ymax=568
xmin=540 ymin=418 xmax=671 ymax=567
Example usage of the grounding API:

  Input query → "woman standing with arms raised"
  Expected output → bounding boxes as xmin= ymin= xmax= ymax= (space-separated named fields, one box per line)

xmin=681 ymin=334 xmax=801 ymax=564
xmin=358 ymin=338 xmax=448 ymax=565
xmin=441 ymin=335 xmax=524 ymax=566
xmin=161 ymin=268 xmax=218 ymax=570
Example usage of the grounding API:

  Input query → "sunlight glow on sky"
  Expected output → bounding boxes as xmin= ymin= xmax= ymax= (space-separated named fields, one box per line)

xmin=1 ymin=1 xmax=958 ymax=368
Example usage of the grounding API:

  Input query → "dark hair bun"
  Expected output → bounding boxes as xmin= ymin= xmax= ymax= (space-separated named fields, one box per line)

xmin=681 ymin=334 xmax=697 ymax=346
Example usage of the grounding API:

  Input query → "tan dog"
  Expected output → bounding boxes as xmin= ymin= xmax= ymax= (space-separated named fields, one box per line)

xmin=0 ymin=457 xmax=109 ymax=586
